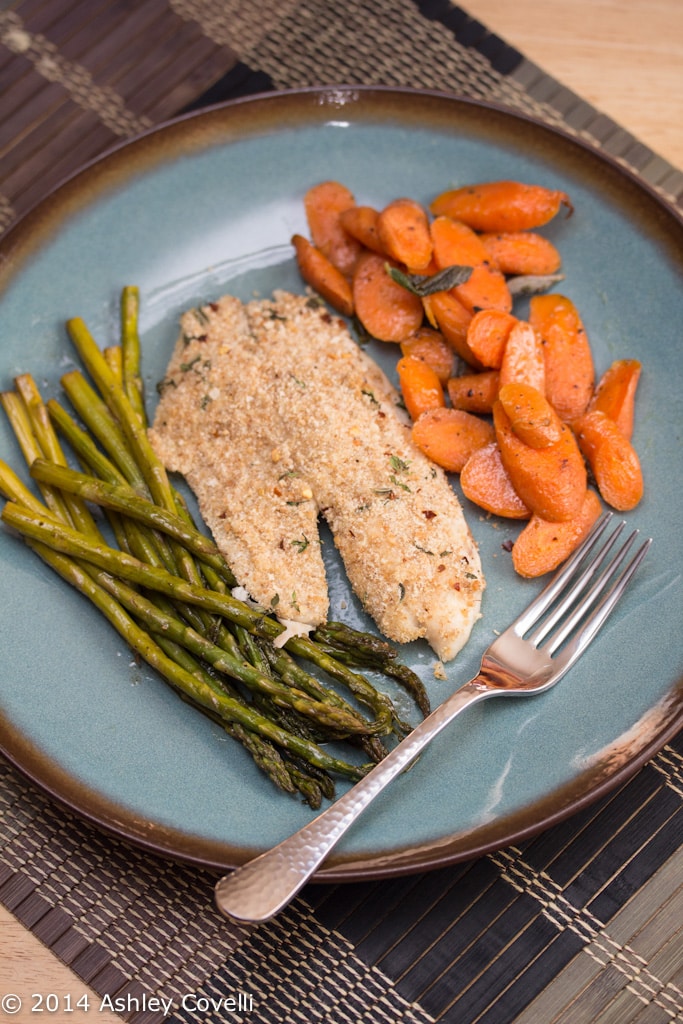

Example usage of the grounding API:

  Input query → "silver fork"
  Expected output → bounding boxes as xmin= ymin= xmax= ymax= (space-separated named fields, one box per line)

xmin=214 ymin=512 xmax=651 ymax=923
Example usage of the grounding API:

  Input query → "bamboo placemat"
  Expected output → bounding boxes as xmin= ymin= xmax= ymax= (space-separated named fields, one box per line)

xmin=1 ymin=2 xmax=682 ymax=1022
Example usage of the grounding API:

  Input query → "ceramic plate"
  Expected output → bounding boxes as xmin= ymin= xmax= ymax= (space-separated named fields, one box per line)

xmin=1 ymin=88 xmax=681 ymax=881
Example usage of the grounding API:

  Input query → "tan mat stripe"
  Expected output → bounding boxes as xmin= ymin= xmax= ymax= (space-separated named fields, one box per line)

xmin=169 ymin=0 xmax=566 ymax=124
xmin=0 ymin=763 xmax=433 ymax=1023
xmin=0 ymin=10 xmax=152 ymax=135
xmin=0 ymin=2 xmax=236 ymax=233
xmin=492 ymin=846 xmax=683 ymax=1023
xmin=652 ymin=744 xmax=683 ymax=798
xmin=214 ymin=903 xmax=436 ymax=1024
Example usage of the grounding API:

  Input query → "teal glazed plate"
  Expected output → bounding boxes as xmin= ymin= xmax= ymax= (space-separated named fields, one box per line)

xmin=0 ymin=88 xmax=681 ymax=881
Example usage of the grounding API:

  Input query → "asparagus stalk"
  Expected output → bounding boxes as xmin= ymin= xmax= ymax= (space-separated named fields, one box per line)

xmin=103 ymin=345 xmax=123 ymax=380
xmin=314 ymin=621 xmax=431 ymax=717
xmin=1 ymin=501 xmax=399 ymax=736
xmin=1 ymin=391 xmax=75 ymax=525
xmin=30 ymin=458 xmax=226 ymax=568
xmin=60 ymin=370 xmax=148 ymax=493
xmin=0 ymin=461 xmax=339 ymax=800
xmin=67 ymin=317 xmax=176 ymax=512
xmin=14 ymin=375 xmax=103 ymax=542
xmin=47 ymin=397 xmax=129 ymax=486
xmin=152 ymin=637 xmax=323 ymax=803
xmin=92 ymin=568 xmax=378 ymax=735
xmin=21 ymin=536 xmax=371 ymax=781
xmin=120 ymin=285 xmax=146 ymax=426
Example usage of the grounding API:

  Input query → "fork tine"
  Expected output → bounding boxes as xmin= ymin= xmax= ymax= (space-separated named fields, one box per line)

xmin=549 ymin=534 xmax=651 ymax=669
xmin=529 ymin=520 xmax=630 ymax=647
xmin=513 ymin=511 xmax=615 ymax=636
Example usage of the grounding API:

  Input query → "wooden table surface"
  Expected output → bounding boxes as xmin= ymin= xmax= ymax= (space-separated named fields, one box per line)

xmin=0 ymin=2 xmax=681 ymax=1020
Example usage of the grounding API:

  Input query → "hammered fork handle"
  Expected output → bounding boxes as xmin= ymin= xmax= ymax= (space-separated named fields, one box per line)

xmin=214 ymin=679 xmax=490 ymax=922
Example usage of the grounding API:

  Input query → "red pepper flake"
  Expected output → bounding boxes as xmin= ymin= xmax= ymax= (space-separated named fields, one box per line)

xmin=422 ymin=509 xmax=437 ymax=520
xmin=502 ymin=539 xmax=514 ymax=552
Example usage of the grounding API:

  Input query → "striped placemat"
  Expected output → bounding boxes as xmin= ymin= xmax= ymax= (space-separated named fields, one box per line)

xmin=1 ymin=2 xmax=682 ymax=1023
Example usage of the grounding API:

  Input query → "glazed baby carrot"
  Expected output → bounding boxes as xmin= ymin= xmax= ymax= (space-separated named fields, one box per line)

xmin=460 ymin=442 xmax=530 ymax=519
xmin=304 ymin=180 xmax=363 ymax=276
xmin=497 ymin=382 xmax=564 ymax=449
xmin=498 ymin=321 xmax=546 ymax=393
xmin=377 ymin=198 xmax=433 ymax=271
xmin=412 ymin=407 xmax=495 ymax=473
xmin=422 ymin=291 xmax=477 ymax=365
xmin=338 ymin=205 xmax=385 ymax=254
xmin=572 ymin=409 xmax=643 ymax=511
xmin=465 ymin=308 xmax=518 ymax=369
xmin=400 ymin=327 xmax=454 ymax=384
xmin=447 ymin=369 xmax=500 ymax=414
xmin=430 ymin=180 xmax=573 ymax=232
xmin=511 ymin=488 xmax=603 ymax=578
xmin=430 ymin=215 xmax=512 ymax=314
xmin=493 ymin=400 xmax=587 ymax=521
xmin=528 ymin=293 xmax=594 ymax=421
xmin=352 ymin=251 xmax=424 ymax=342
xmin=291 ymin=234 xmax=354 ymax=317
xmin=397 ymin=355 xmax=446 ymax=421
xmin=587 ymin=358 xmax=641 ymax=439
xmin=479 ymin=231 xmax=562 ymax=276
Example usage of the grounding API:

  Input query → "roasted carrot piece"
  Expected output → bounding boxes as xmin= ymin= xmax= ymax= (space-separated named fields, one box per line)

xmin=291 ymin=234 xmax=354 ymax=317
xmin=588 ymin=358 xmax=641 ymax=439
xmin=529 ymin=293 xmax=594 ymax=421
xmin=400 ymin=327 xmax=454 ymax=384
xmin=352 ymin=251 xmax=424 ymax=342
xmin=431 ymin=214 xmax=491 ymax=266
xmin=456 ymin=264 xmax=514 ymax=315
xmin=479 ymin=231 xmax=562 ymax=276
xmin=512 ymin=488 xmax=603 ymax=578
xmin=498 ymin=382 xmax=564 ymax=449
xmin=572 ymin=410 xmax=643 ymax=511
xmin=460 ymin=442 xmax=530 ymax=519
xmin=377 ymin=197 xmax=433 ymax=271
xmin=412 ymin=407 xmax=495 ymax=473
xmin=397 ymin=355 xmax=446 ymax=421
xmin=430 ymin=181 xmax=573 ymax=232
xmin=430 ymin=216 xmax=512 ymax=314
xmin=498 ymin=321 xmax=546 ymax=393
xmin=447 ymin=369 xmax=500 ymax=414
xmin=339 ymin=205 xmax=385 ymax=254
xmin=422 ymin=291 xmax=477 ymax=366
xmin=493 ymin=400 xmax=587 ymax=522
xmin=304 ymin=180 xmax=363 ymax=276
xmin=465 ymin=309 xmax=518 ymax=369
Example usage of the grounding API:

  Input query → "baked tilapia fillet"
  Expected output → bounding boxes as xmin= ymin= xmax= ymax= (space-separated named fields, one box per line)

xmin=149 ymin=291 xmax=485 ymax=661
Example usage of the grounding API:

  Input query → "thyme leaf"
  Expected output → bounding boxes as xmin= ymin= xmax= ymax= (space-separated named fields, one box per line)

xmin=390 ymin=474 xmax=411 ymax=492
xmin=390 ymin=455 xmax=410 ymax=473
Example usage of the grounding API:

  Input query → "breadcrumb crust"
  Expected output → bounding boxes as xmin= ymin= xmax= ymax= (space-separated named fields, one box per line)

xmin=150 ymin=291 xmax=484 ymax=660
